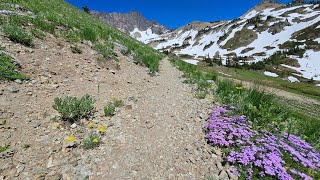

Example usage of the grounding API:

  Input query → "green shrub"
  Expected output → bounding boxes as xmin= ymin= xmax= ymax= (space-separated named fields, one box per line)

xmin=0 ymin=53 xmax=29 ymax=81
xmin=104 ymin=103 xmax=115 ymax=117
xmin=82 ymin=133 xmax=100 ymax=150
xmin=113 ymin=99 xmax=124 ymax=107
xmin=53 ymin=94 xmax=94 ymax=122
xmin=2 ymin=24 xmax=33 ymax=47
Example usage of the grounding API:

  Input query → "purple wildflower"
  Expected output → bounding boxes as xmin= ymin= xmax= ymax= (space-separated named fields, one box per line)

xmin=205 ymin=107 xmax=320 ymax=180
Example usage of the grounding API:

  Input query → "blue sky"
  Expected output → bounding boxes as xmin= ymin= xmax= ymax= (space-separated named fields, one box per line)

xmin=65 ymin=0 xmax=292 ymax=29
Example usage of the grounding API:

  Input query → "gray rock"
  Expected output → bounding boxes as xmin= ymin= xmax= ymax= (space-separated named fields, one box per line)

xmin=70 ymin=123 xmax=77 ymax=129
xmin=64 ymin=142 xmax=76 ymax=149
xmin=15 ymin=163 xmax=25 ymax=176
xmin=219 ymin=170 xmax=229 ymax=180
xmin=14 ymin=79 xmax=22 ymax=84
xmin=207 ymin=174 xmax=219 ymax=180
xmin=90 ymin=10 xmax=168 ymax=35
xmin=8 ymin=86 xmax=19 ymax=93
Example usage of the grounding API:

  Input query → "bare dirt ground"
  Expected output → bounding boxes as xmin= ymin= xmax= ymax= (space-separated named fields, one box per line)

xmin=0 ymin=35 xmax=236 ymax=179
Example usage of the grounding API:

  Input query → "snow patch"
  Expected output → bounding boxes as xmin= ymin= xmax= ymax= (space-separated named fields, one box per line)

xmin=264 ymin=71 xmax=279 ymax=77
xmin=288 ymin=76 xmax=300 ymax=82
xmin=281 ymin=50 xmax=320 ymax=80
xmin=130 ymin=28 xmax=160 ymax=44
xmin=315 ymin=38 xmax=320 ymax=43
xmin=183 ymin=59 xmax=199 ymax=65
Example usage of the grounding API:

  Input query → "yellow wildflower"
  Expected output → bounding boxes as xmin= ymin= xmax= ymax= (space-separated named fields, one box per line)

xmin=207 ymin=95 xmax=211 ymax=100
xmin=97 ymin=125 xmax=106 ymax=133
xmin=210 ymin=85 xmax=215 ymax=89
xmin=88 ymin=122 xmax=94 ymax=129
xmin=65 ymin=134 xmax=75 ymax=143
xmin=236 ymin=86 xmax=245 ymax=90
xmin=92 ymin=138 xmax=99 ymax=143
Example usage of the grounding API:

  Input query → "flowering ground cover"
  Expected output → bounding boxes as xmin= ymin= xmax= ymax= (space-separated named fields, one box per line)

xmin=205 ymin=107 xmax=320 ymax=179
xmin=171 ymin=59 xmax=320 ymax=179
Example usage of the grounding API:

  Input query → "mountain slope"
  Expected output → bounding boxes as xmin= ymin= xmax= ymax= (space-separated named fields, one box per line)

xmin=141 ymin=2 xmax=320 ymax=82
xmin=90 ymin=10 xmax=169 ymax=44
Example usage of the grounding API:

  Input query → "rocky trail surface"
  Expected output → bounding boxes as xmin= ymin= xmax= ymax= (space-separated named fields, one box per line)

xmin=0 ymin=35 xmax=235 ymax=179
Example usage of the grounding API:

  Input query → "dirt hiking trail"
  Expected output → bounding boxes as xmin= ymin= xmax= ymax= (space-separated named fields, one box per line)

xmin=0 ymin=36 xmax=235 ymax=180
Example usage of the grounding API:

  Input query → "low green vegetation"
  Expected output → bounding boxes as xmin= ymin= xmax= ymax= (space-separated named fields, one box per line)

xmin=171 ymin=59 xmax=217 ymax=99
xmin=222 ymin=28 xmax=257 ymax=51
xmin=0 ymin=145 xmax=10 ymax=153
xmin=202 ymin=64 xmax=320 ymax=101
xmin=104 ymin=103 xmax=116 ymax=117
xmin=0 ymin=53 xmax=28 ymax=81
xmin=2 ymin=24 xmax=33 ymax=47
xmin=93 ymin=41 xmax=117 ymax=61
xmin=82 ymin=132 xmax=100 ymax=150
xmin=21 ymin=144 xmax=31 ymax=150
xmin=31 ymin=28 xmax=46 ymax=39
xmin=0 ymin=0 xmax=164 ymax=74
xmin=53 ymin=94 xmax=95 ymax=122
xmin=104 ymin=98 xmax=124 ymax=116
xmin=171 ymin=59 xmax=320 ymax=150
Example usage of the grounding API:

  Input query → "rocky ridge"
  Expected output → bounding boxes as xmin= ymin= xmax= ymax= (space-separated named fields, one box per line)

xmin=90 ymin=10 xmax=169 ymax=43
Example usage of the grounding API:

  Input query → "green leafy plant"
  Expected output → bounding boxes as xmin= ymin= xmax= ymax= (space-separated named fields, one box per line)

xmin=0 ymin=53 xmax=29 ymax=81
xmin=0 ymin=145 xmax=10 ymax=153
xmin=2 ymin=24 xmax=33 ymax=47
xmin=104 ymin=102 xmax=115 ymax=117
xmin=113 ymin=99 xmax=124 ymax=107
xmin=82 ymin=133 xmax=100 ymax=150
xmin=53 ymin=94 xmax=94 ymax=122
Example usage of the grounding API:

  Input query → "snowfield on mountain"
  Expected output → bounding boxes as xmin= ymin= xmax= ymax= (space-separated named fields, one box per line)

xmin=131 ymin=2 xmax=320 ymax=81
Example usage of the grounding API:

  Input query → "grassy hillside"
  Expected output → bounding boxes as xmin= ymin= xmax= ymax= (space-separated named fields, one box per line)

xmin=0 ymin=0 xmax=164 ymax=75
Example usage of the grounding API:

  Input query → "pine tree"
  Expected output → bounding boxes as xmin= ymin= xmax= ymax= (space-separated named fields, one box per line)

xmin=82 ymin=6 xmax=90 ymax=14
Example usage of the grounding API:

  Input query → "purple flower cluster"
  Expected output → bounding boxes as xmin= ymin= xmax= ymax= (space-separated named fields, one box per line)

xmin=205 ymin=107 xmax=320 ymax=180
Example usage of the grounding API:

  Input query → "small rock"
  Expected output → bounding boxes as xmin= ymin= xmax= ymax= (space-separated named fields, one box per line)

xmin=26 ymin=91 xmax=33 ymax=96
xmin=63 ymin=141 xmax=76 ymax=149
xmin=207 ymin=174 xmax=219 ymax=180
xmin=214 ymin=148 xmax=222 ymax=156
xmin=62 ymin=174 xmax=71 ymax=180
xmin=15 ymin=163 xmax=25 ymax=176
xmin=70 ymin=123 xmax=77 ymax=129
xmin=34 ymin=173 xmax=47 ymax=180
xmin=125 ymin=104 xmax=133 ymax=110
xmin=110 ymin=70 xmax=116 ymax=75
xmin=0 ymin=119 xmax=6 ymax=126
xmin=33 ymin=122 xmax=41 ymax=128
xmin=216 ymin=160 xmax=224 ymax=171
xmin=8 ymin=86 xmax=19 ymax=93
xmin=219 ymin=170 xmax=229 ymax=180
xmin=14 ymin=79 xmax=22 ymax=84
xmin=47 ymin=157 xmax=54 ymax=168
